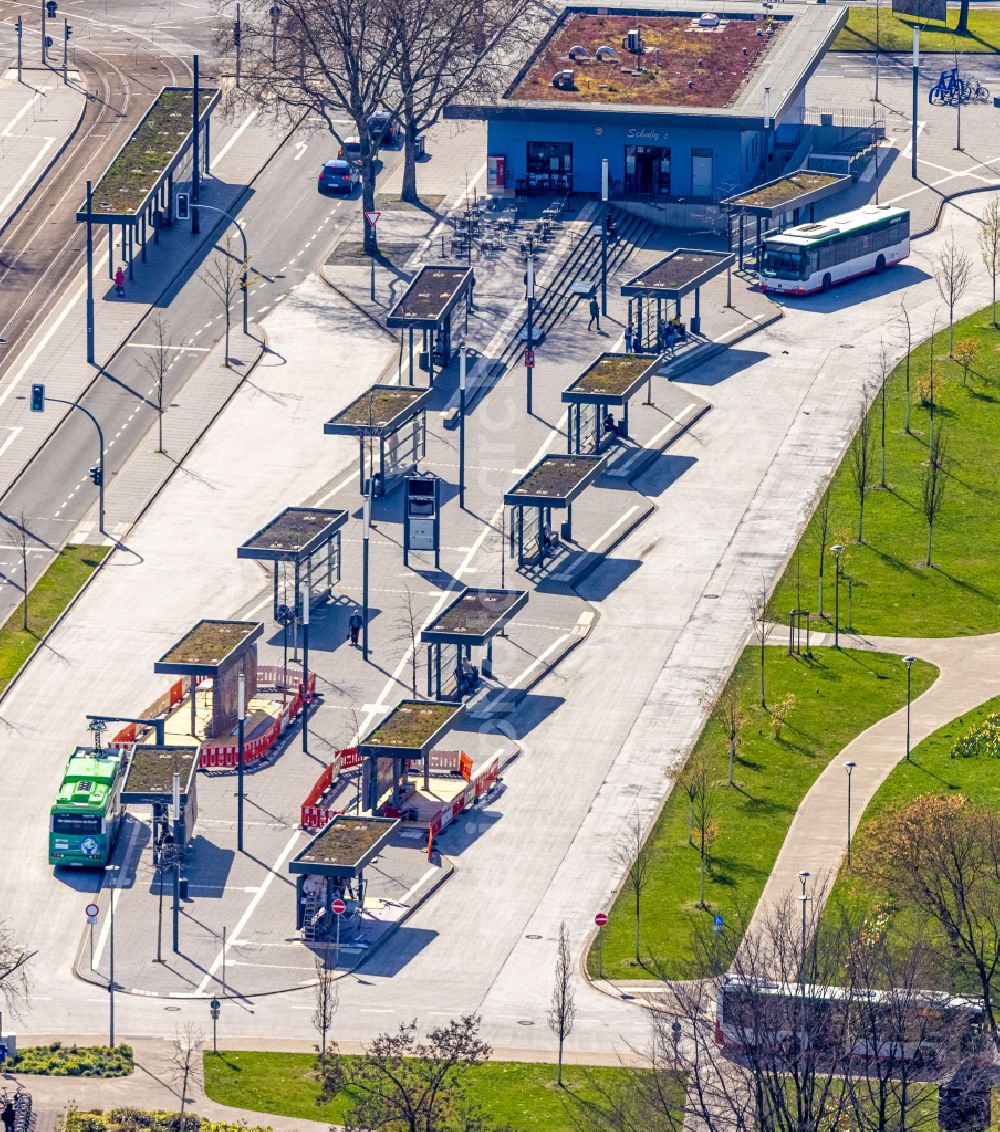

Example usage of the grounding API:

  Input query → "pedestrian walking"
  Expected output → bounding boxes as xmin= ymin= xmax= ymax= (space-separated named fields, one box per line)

xmin=114 ymin=265 xmax=126 ymax=297
xmin=348 ymin=608 xmax=363 ymax=647
xmin=625 ymin=322 xmax=634 ymax=353
xmin=588 ymin=296 xmax=601 ymax=331
xmin=1 ymin=1101 xmax=14 ymax=1132
xmin=665 ymin=322 xmax=675 ymax=356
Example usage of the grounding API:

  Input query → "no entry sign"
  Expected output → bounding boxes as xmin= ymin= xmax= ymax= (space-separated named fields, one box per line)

xmin=595 ymin=912 xmax=608 ymax=927
xmin=85 ymin=902 xmax=100 ymax=922
xmin=331 ymin=898 xmax=347 ymax=915
xmin=524 ymin=348 xmax=535 ymax=368
xmin=364 ymin=210 xmax=381 ymax=228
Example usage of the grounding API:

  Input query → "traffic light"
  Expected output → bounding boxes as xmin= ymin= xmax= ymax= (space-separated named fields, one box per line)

xmin=45 ymin=1 xmax=57 ymax=17
xmin=29 ymin=383 xmax=45 ymax=413
xmin=65 ymin=22 xmax=72 ymax=38
xmin=89 ymin=466 xmax=102 ymax=487
xmin=44 ymin=35 xmax=53 ymax=47
xmin=233 ymin=20 xmax=241 ymax=46
xmin=174 ymin=192 xmax=190 ymax=221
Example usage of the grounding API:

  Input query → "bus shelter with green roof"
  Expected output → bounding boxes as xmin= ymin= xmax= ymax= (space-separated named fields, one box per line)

xmin=420 ymin=588 xmax=528 ymax=698
xmin=359 ymin=700 xmax=464 ymax=813
xmin=562 ymin=352 xmax=660 ymax=453
xmin=289 ymin=815 xmax=399 ymax=937
xmin=75 ymin=87 xmax=219 ymax=284
xmin=721 ymin=171 xmax=850 ymax=268
xmin=385 ymin=265 xmax=475 ymax=387
xmin=504 ymin=454 xmax=605 ymax=567
xmin=621 ymin=249 xmax=735 ymax=347
xmin=121 ymin=745 xmax=199 ymax=848
xmin=324 ymin=384 xmax=434 ymax=498
xmin=237 ymin=507 xmax=348 ymax=622
xmin=154 ymin=619 xmax=263 ymax=740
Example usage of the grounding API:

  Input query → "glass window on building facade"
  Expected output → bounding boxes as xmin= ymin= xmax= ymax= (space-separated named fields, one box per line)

xmin=526 ymin=141 xmax=573 ymax=192
xmin=624 ymin=145 xmax=671 ymax=197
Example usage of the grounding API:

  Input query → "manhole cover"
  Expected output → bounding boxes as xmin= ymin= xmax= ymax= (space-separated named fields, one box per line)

xmin=525 ymin=933 xmax=542 ymax=940
xmin=518 ymin=1019 xmax=535 ymax=1026
xmin=704 ymin=593 xmax=720 ymax=599
xmin=841 ymin=343 xmax=855 ymax=349
xmin=164 ymin=1006 xmax=182 ymax=1011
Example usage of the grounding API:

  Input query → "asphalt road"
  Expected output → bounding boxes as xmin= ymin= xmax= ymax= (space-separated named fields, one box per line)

xmin=0 ymin=112 xmax=382 ymax=621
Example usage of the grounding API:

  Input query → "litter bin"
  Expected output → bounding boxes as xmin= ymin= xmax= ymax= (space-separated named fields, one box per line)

xmin=179 ymin=876 xmax=190 ymax=900
xmin=413 ymin=134 xmax=426 ymax=160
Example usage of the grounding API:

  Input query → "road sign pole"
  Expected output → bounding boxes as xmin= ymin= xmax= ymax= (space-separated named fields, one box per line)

xmin=600 ymin=159 xmax=609 ymax=317
xmin=526 ymin=255 xmax=535 ymax=415
xmin=335 ymin=910 xmax=341 ymax=968
xmin=598 ymin=925 xmax=604 ymax=979
xmin=459 ymin=349 xmax=467 ymax=510
xmin=41 ymin=0 xmax=46 ymax=66
xmin=912 ymin=27 xmax=920 ymax=179
xmin=86 ymin=180 xmax=95 ymax=364
xmin=364 ymin=211 xmax=380 ymax=302
xmin=16 ymin=16 xmax=22 ymax=82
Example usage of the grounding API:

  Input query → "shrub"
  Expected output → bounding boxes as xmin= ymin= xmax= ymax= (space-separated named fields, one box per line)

xmin=10 ymin=1042 xmax=133 ymax=1077
xmin=951 ymin=713 xmax=1000 ymax=759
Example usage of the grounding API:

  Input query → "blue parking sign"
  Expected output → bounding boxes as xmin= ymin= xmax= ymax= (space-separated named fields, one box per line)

xmin=713 ymin=914 xmax=724 ymax=934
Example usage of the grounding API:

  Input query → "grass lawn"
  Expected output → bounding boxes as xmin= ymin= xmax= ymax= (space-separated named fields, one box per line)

xmin=0 ymin=544 xmax=109 ymax=696
xmin=834 ymin=6 xmax=1000 ymax=52
xmin=202 ymin=1051 xmax=666 ymax=1131
xmin=768 ymin=307 xmax=1000 ymax=637
xmin=587 ymin=646 xmax=936 ymax=981
xmin=821 ymin=693 xmax=1000 ymax=994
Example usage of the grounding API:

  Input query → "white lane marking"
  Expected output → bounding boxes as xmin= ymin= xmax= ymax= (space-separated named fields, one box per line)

xmin=210 ymin=110 xmax=258 ymax=170
xmin=125 ymin=343 xmax=210 ymax=352
xmin=0 ymin=138 xmax=55 ymax=220
xmin=1 ymin=90 xmax=42 ymax=135
xmin=399 ymin=866 xmax=438 ymax=905
xmin=315 ymin=468 xmax=359 ymax=506
xmin=0 ymin=426 xmax=23 ymax=460
xmin=196 ymin=829 xmax=301 ymax=994
xmin=293 ymin=140 xmax=308 ymax=162
xmin=474 ymin=633 xmax=572 ymax=715
xmin=900 ymin=120 xmax=926 ymax=160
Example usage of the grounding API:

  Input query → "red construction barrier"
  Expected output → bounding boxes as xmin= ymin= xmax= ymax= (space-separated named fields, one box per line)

xmin=460 ymin=752 xmax=473 ymax=781
xmin=340 ymin=747 xmax=361 ymax=770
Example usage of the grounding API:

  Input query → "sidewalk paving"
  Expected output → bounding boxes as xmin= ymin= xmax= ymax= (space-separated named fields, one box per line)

xmin=0 ymin=65 xmax=84 ymax=233
xmin=747 ymin=628 xmax=1000 ymax=941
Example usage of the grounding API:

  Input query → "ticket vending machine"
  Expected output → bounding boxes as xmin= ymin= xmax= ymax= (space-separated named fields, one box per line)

xmin=403 ymin=474 xmax=440 ymax=569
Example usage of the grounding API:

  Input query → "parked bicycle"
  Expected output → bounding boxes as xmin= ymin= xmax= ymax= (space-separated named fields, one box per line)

xmin=929 ymin=66 xmax=990 ymax=105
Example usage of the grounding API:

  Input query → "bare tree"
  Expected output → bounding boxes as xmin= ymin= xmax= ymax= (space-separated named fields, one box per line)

xmin=613 ymin=809 xmax=653 ymax=965
xmin=389 ymin=0 xmax=541 ymax=202
xmin=548 ymin=920 xmax=576 ymax=1087
xmin=201 ymin=246 xmax=241 ymax=367
xmin=227 ymin=0 xmax=404 ymax=256
xmin=137 ymin=314 xmax=174 ymax=454
xmin=921 ymin=427 xmax=949 ymax=567
xmin=169 ymin=1025 xmax=203 ymax=1132
xmin=849 ymin=391 xmax=874 ymax=543
xmin=0 ymin=919 xmax=35 ymax=1022
xmin=815 ymin=485 xmax=832 ymax=618
xmin=874 ymin=340 xmax=891 ymax=488
xmin=336 ymin=1014 xmax=491 ymax=1126
xmin=747 ymin=581 xmax=772 ymax=708
xmin=694 ymin=771 xmax=716 ymax=910
xmin=861 ymin=794 xmax=1000 ymax=1048
xmin=313 ymin=954 xmax=338 ymax=1059
xmin=899 ymin=298 xmax=914 ymax=434
xmin=6 ymin=512 xmax=31 ymax=632
xmin=709 ymin=680 xmax=749 ymax=787
xmin=979 ymin=194 xmax=1000 ymax=327
xmin=398 ymin=584 xmax=423 ymax=697
xmin=935 ymin=231 xmax=972 ymax=354
xmin=953 ymin=337 xmax=977 ymax=387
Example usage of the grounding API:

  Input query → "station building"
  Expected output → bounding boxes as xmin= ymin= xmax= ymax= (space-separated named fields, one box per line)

xmin=446 ymin=1 xmax=845 ymax=208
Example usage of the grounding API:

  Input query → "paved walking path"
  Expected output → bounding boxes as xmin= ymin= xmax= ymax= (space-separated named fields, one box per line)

xmin=747 ymin=627 xmax=1000 ymax=939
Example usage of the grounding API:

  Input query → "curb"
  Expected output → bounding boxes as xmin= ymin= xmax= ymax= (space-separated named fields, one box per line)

xmin=0 ymin=86 xmax=87 ymax=243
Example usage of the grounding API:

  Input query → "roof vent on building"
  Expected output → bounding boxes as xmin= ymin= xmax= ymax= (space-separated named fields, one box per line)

xmin=698 ymin=12 xmax=721 ymax=26
xmin=552 ymin=69 xmax=576 ymax=90
xmin=595 ymin=44 xmax=618 ymax=63
xmin=626 ymin=27 xmax=642 ymax=53
xmin=568 ymin=44 xmax=590 ymax=62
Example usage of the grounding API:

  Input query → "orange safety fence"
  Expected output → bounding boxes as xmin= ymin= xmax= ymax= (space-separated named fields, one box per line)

xmin=427 ymin=756 xmax=500 ymax=853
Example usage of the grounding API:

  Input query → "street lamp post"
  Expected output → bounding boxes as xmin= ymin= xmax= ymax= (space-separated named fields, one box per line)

xmin=300 ymin=579 xmax=310 ymax=754
xmin=106 ymin=863 xmax=117 ymax=1047
xmin=600 ymin=158 xmax=609 ymax=317
xmin=362 ymin=493 xmax=371 ymax=661
xmin=236 ymin=671 xmax=246 ymax=852
xmin=171 ymin=769 xmax=181 ymax=953
xmin=831 ymin=545 xmax=844 ymax=648
xmin=798 ymin=869 xmax=810 ymax=1050
xmin=844 ymin=760 xmax=856 ymax=867
xmin=525 ymin=254 xmax=535 ymax=415
xmin=459 ymin=348 xmax=467 ymax=510
xmin=190 ymin=204 xmax=251 ymax=334
xmin=903 ymin=655 xmax=916 ymax=761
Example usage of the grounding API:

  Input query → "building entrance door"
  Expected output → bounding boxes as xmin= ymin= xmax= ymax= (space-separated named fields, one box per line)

xmin=625 ymin=145 xmax=671 ymax=197
xmin=692 ymin=149 xmax=714 ymax=197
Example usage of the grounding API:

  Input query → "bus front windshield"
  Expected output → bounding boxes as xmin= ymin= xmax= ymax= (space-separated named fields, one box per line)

xmin=761 ymin=243 xmax=805 ymax=280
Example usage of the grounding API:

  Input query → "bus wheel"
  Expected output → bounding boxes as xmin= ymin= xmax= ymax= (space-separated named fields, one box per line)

xmin=875 ymin=255 xmax=886 ymax=274
xmin=821 ymin=274 xmax=832 ymax=293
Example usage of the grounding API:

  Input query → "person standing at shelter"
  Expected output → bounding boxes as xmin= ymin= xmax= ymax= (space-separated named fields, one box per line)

xmin=588 ymin=295 xmax=601 ymax=331
xmin=625 ymin=322 xmax=634 ymax=353
xmin=114 ymin=265 xmax=126 ymax=297
xmin=348 ymin=608 xmax=363 ymax=647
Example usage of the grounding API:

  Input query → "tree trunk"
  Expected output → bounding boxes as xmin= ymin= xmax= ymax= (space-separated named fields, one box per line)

xmin=993 ymin=276 xmax=997 ymax=328
xmin=556 ymin=1035 xmax=564 ymax=1085
xmin=688 ymin=798 xmax=694 ymax=844
xmin=728 ymin=736 xmax=735 ymax=786
xmin=858 ymin=495 xmax=864 ymax=543
xmin=817 ymin=559 xmax=824 ymax=618
xmin=760 ymin=637 xmax=766 ymax=708
xmin=926 ymin=515 xmax=933 ymax=568
xmin=224 ymin=312 xmax=231 ymax=367
xmin=401 ymin=84 xmax=418 ymax=203
xmin=957 ymin=0 xmax=970 ymax=32
xmin=361 ymin=171 xmax=379 ymax=255
xmin=634 ymin=889 xmax=640 ymax=963
xmin=905 ymin=355 xmax=912 ymax=433
xmin=21 ymin=549 xmax=28 ymax=632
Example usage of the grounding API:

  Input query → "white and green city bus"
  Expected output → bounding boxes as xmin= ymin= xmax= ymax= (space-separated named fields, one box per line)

xmin=48 ymin=746 xmax=126 ymax=867
xmin=758 ymin=204 xmax=910 ymax=296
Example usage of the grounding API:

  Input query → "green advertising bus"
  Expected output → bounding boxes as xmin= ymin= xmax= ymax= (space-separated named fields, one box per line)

xmin=48 ymin=747 xmax=126 ymax=867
